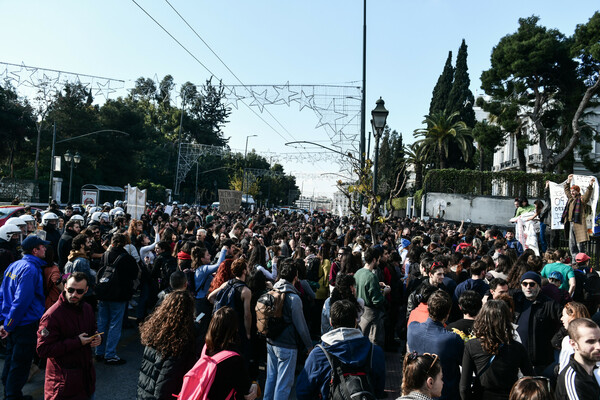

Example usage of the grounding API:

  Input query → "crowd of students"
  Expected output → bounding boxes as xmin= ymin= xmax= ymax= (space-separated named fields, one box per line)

xmin=1 ymin=200 xmax=600 ymax=399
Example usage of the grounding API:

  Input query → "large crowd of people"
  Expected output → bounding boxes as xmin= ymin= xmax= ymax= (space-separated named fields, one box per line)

xmin=0 ymin=196 xmax=600 ymax=400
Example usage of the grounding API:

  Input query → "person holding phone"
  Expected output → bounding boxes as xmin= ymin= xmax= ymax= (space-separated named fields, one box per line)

xmin=37 ymin=271 xmax=101 ymax=400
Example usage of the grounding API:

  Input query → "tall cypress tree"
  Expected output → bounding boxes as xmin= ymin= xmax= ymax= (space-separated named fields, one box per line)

xmin=447 ymin=39 xmax=476 ymax=128
xmin=429 ymin=51 xmax=454 ymax=115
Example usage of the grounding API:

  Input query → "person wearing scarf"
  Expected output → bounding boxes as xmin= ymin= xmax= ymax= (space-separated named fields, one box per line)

xmin=561 ymin=174 xmax=595 ymax=258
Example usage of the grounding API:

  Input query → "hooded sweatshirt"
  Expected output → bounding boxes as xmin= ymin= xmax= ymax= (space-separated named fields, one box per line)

xmin=295 ymin=327 xmax=386 ymax=399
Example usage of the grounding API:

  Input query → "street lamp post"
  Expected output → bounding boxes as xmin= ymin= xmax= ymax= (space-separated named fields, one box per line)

xmin=49 ymin=129 xmax=130 ymax=204
xmin=244 ymin=134 xmax=258 ymax=202
xmin=371 ymin=97 xmax=389 ymax=196
xmin=63 ymin=150 xmax=82 ymax=203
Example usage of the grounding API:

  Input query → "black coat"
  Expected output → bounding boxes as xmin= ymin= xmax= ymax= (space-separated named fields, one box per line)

xmin=513 ymin=291 xmax=561 ymax=367
xmin=97 ymin=248 xmax=138 ymax=302
xmin=136 ymin=345 xmax=196 ymax=400
xmin=57 ymin=229 xmax=77 ymax=269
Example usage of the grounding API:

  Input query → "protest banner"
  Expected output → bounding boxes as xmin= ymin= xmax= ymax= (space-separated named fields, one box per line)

xmin=549 ymin=175 xmax=598 ymax=232
xmin=218 ymin=190 xmax=242 ymax=212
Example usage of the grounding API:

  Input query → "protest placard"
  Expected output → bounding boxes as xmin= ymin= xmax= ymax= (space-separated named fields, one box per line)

xmin=218 ymin=190 xmax=242 ymax=212
xmin=549 ymin=175 xmax=598 ymax=232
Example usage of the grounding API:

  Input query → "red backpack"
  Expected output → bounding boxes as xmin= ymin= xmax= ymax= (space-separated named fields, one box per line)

xmin=175 ymin=345 xmax=239 ymax=400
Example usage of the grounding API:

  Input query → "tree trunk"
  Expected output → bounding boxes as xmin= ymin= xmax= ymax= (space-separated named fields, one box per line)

xmin=439 ymin=146 xmax=446 ymax=169
xmin=515 ymin=130 xmax=527 ymax=172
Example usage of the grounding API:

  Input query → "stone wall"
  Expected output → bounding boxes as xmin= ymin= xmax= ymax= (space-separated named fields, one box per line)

xmin=0 ymin=179 xmax=39 ymax=203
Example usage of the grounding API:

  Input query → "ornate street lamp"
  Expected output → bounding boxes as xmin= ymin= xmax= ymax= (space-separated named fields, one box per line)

xmin=371 ymin=97 xmax=389 ymax=196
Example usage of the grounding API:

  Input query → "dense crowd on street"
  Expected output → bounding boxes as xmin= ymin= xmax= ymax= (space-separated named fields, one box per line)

xmin=0 ymin=174 xmax=599 ymax=400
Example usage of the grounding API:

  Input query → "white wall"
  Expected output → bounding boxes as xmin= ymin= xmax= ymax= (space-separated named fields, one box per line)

xmin=422 ymin=192 xmax=537 ymax=227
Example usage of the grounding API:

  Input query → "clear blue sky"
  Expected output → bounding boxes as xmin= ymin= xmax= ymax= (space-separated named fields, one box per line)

xmin=1 ymin=0 xmax=598 ymax=197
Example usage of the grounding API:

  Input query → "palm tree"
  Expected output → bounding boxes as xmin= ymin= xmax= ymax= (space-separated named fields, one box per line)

xmin=414 ymin=110 xmax=473 ymax=169
xmin=404 ymin=140 xmax=431 ymax=191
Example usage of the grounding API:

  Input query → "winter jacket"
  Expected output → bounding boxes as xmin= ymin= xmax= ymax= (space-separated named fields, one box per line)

xmin=513 ymin=291 xmax=561 ymax=368
xmin=57 ymin=228 xmax=77 ymax=269
xmin=408 ymin=318 xmax=464 ymax=400
xmin=44 ymin=225 xmax=61 ymax=254
xmin=37 ymin=292 xmax=97 ymax=400
xmin=136 ymin=344 xmax=197 ymax=400
xmin=0 ymin=254 xmax=46 ymax=331
xmin=267 ymin=279 xmax=312 ymax=351
xmin=96 ymin=247 xmax=138 ymax=302
xmin=556 ymin=354 xmax=600 ymax=400
xmin=295 ymin=328 xmax=386 ymax=400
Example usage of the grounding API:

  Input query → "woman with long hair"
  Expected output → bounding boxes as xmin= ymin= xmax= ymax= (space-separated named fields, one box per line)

xmin=460 ymin=300 xmax=533 ymax=400
xmin=202 ymin=307 xmax=257 ymax=400
xmin=137 ymin=291 xmax=198 ymax=400
xmin=397 ymin=352 xmax=443 ymax=399
xmin=557 ymin=302 xmax=591 ymax=374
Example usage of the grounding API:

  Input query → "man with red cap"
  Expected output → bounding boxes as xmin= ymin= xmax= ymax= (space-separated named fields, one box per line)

xmin=562 ymin=174 xmax=595 ymax=258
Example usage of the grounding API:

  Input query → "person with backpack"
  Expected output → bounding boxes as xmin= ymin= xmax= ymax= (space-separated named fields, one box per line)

xmin=208 ymin=258 xmax=252 ymax=356
xmin=193 ymin=244 xmax=229 ymax=317
xmin=151 ymin=241 xmax=177 ymax=291
xmin=571 ymin=252 xmax=600 ymax=315
xmin=137 ymin=290 xmax=199 ymax=400
xmin=177 ymin=306 xmax=257 ymax=400
xmin=296 ymin=299 xmax=385 ymax=400
xmin=95 ymin=233 xmax=139 ymax=365
xmin=263 ymin=259 xmax=312 ymax=400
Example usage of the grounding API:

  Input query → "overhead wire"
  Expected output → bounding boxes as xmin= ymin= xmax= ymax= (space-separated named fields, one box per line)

xmin=163 ymin=0 xmax=307 ymax=147
xmin=129 ymin=0 xmax=298 ymax=144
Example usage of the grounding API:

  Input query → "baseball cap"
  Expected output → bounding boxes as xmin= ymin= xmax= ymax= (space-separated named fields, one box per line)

xmin=21 ymin=236 xmax=50 ymax=251
xmin=575 ymin=253 xmax=590 ymax=263
xmin=548 ymin=271 xmax=563 ymax=283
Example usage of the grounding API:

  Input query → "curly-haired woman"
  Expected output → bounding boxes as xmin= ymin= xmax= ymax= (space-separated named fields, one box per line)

xmin=459 ymin=300 xmax=533 ymax=400
xmin=137 ymin=290 xmax=199 ymax=400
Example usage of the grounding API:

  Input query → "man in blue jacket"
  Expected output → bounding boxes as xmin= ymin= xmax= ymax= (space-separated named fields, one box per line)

xmin=296 ymin=299 xmax=385 ymax=399
xmin=0 ymin=236 xmax=48 ymax=400
xmin=408 ymin=289 xmax=464 ymax=400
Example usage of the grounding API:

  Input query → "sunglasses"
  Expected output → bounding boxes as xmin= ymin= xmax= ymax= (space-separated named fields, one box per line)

xmin=521 ymin=281 xmax=537 ymax=288
xmin=66 ymin=287 xmax=85 ymax=294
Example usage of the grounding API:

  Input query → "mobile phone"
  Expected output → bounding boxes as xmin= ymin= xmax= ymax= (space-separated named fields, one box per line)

xmin=88 ymin=332 xmax=103 ymax=339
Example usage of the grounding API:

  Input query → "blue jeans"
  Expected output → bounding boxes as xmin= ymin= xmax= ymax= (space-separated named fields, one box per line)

xmin=96 ymin=300 xmax=126 ymax=359
xmin=263 ymin=344 xmax=297 ymax=400
xmin=539 ymin=222 xmax=548 ymax=254
xmin=1 ymin=322 xmax=38 ymax=400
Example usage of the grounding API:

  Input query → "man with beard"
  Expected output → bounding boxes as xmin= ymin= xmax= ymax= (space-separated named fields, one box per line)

xmin=556 ymin=318 xmax=600 ymax=399
xmin=513 ymin=271 xmax=561 ymax=375
xmin=58 ymin=219 xmax=81 ymax=269
xmin=354 ymin=247 xmax=389 ymax=347
xmin=37 ymin=272 xmax=101 ymax=400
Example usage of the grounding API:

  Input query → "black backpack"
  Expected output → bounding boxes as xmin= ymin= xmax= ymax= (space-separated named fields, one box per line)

xmin=159 ymin=256 xmax=177 ymax=289
xmin=255 ymin=289 xmax=287 ymax=339
xmin=95 ymin=254 xmax=126 ymax=300
xmin=306 ymin=256 xmax=321 ymax=283
xmin=212 ymin=280 xmax=246 ymax=315
xmin=584 ymin=270 xmax=600 ymax=302
xmin=317 ymin=343 xmax=376 ymax=400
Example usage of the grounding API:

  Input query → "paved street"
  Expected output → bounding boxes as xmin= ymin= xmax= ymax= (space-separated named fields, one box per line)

xmin=1 ymin=318 xmax=403 ymax=399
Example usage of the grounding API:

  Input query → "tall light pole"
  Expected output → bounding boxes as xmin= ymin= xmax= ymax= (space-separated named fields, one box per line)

xmin=371 ymin=97 xmax=389 ymax=196
xmin=244 ymin=134 xmax=258 ymax=201
xmin=63 ymin=150 xmax=81 ymax=203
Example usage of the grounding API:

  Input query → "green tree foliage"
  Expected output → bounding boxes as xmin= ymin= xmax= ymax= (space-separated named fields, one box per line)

xmin=447 ymin=40 xmax=476 ymax=128
xmin=569 ymin=11 xmax=600 ymax=172
xmin=376 ymin=127 xmax=406 ymax=199
xmin=404 ymin=141 xmax=430 ymax=191
xmin=0 ymin=84 xmax=36 ymax=178
xmin=429 ymin=51 xmax=454 ymax=115
xmin=0 ymin=73 xmax=300 ymax=204
xmin=414 ymin=110 xmax=473 ymax=169
xmin=480 ymin=16 xmax=581 ymax=173
xmin=471 ymin=120 xmax=505 ymax=171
